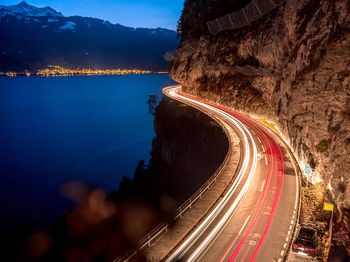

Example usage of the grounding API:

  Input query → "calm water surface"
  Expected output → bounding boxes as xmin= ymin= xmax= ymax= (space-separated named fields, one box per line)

xmin=0 ymin=74 xmax=176 ymax=228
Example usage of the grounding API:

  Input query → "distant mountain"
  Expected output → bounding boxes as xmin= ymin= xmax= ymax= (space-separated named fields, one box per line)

xmin=0 ymin=1 xmax=179 ymax=72
xmin=0 ymin=1 xmax=63 ymax=18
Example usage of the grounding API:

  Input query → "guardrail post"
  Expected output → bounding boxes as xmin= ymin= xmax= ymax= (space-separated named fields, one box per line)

xmin=252 ymin=0 xmax=263 ymax=16
xmin=215 ymin=18 xmax=222 ymax=32
xmin=227 ymin=14 xmax=234 ymax=27
xmin=268 ymin=0 xmax=277 ymax=7
xmin=241 ymin=9 xmax=250 ymax=25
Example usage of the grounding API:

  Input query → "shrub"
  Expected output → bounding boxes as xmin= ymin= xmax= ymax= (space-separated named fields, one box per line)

xmin=316 ymin=139 xmax=331 ymax=153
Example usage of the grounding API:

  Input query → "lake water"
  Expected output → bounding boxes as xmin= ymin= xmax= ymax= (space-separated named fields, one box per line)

xmin=0 ymin=74 xmax=177 ymax=229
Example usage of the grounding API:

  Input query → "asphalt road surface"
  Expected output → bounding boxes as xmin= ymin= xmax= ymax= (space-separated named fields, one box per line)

xmin=163 ymin=86 xmax=301 ymax=262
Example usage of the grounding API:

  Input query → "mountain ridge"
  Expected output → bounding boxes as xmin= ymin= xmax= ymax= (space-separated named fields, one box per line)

xmin=0 ymin=1 xmax=63 ymax=19
xmin=0 ymin=2 xmax=179 ymax=72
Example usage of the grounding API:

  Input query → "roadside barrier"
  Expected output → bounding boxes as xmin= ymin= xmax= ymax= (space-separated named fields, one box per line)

xmin=167 ymin=1 xmax=286 ymax=62
xmin=207 ymin=0 xmax=286 ymax=35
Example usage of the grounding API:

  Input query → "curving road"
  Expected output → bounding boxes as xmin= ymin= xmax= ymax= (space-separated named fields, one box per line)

xmin=162 ymin=86 xmax=301 ymax=262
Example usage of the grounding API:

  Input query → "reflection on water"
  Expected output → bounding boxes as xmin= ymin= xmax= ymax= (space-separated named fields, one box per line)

xmin=0 ymin=83 xmax=232 ymax=262
xmin=0 ymin=74 xmax=176 ymax=228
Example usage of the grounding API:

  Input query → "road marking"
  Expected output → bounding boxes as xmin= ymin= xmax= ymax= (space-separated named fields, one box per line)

xmin=283 ymin=243 xmax=287 ymax=248
xmin=291 ymin=220 xmax=294 ymax=224
xmin=280 ymin=250 xmax=285 ymax=256
xmin=292 ymin=156 xmax=299 ymax=210
xmin=239 ymin=215 xmax=251 ymax=235
xmin=249 ymin=240 xmax=257 ymax=246
xmin=288 ymin=230 xmax=291 ymax=235
xmin=286 ymin=236 xmax=289 ymax=242
xmin=257 ymin=137 xmax=262 ymax=144
xmin=260 ymin=180 xmax=266 ymax=192
xmin=264 ymin=155 xmax=267 ymax=165
xmin=289 ymin=225 xmax=293 ymax=230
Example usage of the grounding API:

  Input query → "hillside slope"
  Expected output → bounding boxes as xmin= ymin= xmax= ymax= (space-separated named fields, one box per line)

xmin=171 ymin=0 xmax=350 ymax=239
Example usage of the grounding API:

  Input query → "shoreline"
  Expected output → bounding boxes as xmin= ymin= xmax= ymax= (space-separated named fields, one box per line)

xmin=0 ymin=67 xmax=169 ymax=77
xmin=0 ymin=72 xmax=169 ymax=77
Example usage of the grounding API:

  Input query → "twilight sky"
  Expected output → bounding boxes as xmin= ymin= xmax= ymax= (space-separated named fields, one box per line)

xmin=1 ymin=0 xmax=184 ymax=30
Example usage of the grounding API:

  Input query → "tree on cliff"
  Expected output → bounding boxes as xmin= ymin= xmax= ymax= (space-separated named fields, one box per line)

xmin=177 ymin=0 xmax=212 ymax=39
xmin=177 ymin=0 xmax=250 ymax=39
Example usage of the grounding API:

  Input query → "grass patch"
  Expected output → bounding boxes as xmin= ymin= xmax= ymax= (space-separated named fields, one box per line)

xmin=256 ymin=119 xmax=278 ymax=133
xmin=316 ymin=139 xmax=331 ymax=153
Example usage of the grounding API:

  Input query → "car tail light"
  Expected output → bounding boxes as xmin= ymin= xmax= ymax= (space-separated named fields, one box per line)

xmin=293 ymin=243 xmax=299 ymax=248
xmin=308 ymin=248 xmax=316 ymax=252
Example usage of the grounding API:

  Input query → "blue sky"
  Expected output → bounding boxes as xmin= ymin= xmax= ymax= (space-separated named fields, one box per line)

xmin=1 ymin=0 xmax=184 ymax=30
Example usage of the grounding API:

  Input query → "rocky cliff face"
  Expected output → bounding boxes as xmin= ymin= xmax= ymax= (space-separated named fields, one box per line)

xmin=151 ymin=96 xmax=229 ymax=203
xmin=171 ymin=0 xmax=350 ymax=230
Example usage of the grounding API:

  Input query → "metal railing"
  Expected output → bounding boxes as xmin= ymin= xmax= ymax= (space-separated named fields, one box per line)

xmin=207 ymin=0 xmax=286 ymax=35
xmin=114 ymin=86 xmax=234 ymax=262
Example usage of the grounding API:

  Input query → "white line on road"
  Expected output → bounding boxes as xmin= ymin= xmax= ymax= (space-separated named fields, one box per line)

xmin=239 ymin=215 xmax=251 ymax=235
xmin=260 ymin=180 xmax=266 ymax=192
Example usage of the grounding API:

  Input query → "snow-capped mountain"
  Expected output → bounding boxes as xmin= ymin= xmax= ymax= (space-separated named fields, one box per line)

xmin=0 ymin=1 xmax=63 ymax=19
xmin=0 ymin=2 xmax=179 ymax=71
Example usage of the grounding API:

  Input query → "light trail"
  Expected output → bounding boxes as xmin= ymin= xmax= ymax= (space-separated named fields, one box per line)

xmin=164 ymin=86 xmax=286 ymax=262
xmin=166 ymin=88 xmax=258 ymax=262
xmin=228 ymin=110 xmax=285 ymax=262
xmin=220 ymin=109 xmax=276 ymax=262
xmin=216 ymin=106 xmax=285 ymax=262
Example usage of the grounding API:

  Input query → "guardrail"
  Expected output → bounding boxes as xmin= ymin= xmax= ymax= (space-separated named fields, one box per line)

xmin=113 ymin=86 xmax=234 ymax=262
xmin=168 ymin=1 xmax=286 ymax=62
xmin=207 ymin=0 xmax=286 ymax=35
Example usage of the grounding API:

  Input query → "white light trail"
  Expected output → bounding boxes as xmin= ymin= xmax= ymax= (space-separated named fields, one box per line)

xmin=165 ymin=87 xmax=258 ymax=262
